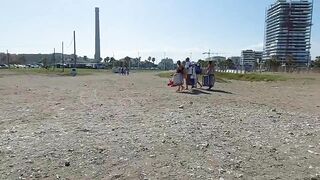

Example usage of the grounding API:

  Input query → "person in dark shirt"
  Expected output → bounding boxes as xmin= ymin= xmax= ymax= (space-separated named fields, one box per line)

xmin=195 ymin=63 xmax=203 ymax=88
xmin=120 ymin=67 xmax=124 ymax=75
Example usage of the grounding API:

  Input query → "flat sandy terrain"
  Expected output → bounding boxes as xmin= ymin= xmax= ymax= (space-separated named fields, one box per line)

xmin=0 ymin=70 xmax=319 ymax=179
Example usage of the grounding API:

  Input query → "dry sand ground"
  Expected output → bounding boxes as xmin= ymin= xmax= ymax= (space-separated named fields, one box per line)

xmin=0 ymin=70 xmax=319 ymax=180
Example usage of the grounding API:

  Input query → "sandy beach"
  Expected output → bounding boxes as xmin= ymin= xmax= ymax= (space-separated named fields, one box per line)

xmin=0 ymin=71 xmax=319 ymax=179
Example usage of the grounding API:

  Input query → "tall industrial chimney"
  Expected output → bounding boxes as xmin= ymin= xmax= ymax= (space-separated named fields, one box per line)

xmin=95 ymin=7 xmax=101 ymax=62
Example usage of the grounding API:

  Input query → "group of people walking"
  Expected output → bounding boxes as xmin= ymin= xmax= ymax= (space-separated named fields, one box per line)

xmin=173 ymin=58 xmax=215 ymax=92
xmin=119 ymin=67 xmax=130 ymax=76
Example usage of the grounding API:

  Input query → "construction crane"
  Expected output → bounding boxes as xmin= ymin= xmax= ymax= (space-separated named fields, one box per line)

xmin=203 ymin=49 xmax=212 ymax=58
xmin=203 ymin=49 xmax=224 ymax=60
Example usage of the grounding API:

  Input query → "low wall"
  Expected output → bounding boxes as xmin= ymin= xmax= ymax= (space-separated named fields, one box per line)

xmin=216 ymin=70 xmax=246 ymax=74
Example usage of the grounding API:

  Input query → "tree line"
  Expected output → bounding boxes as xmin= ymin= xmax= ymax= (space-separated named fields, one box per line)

xmin=1 ymin=53 xmax=319 ymax=70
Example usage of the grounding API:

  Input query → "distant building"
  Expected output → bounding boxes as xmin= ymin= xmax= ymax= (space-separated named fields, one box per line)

xmin=241 ymin=50 xmax=254 ymax=66
xmin=158 ymin=58 xmax=174 ymax=70
xmin=263 ymin=0 xmax=313 ymax=66
xmin=229 ymin=56 xmax=241 ymax=65
xmin=241 ymin=50 xmax=262 ymax=70
xmin=205 ymin=56 xmax=226 ymax=63
xmin=254 ymin=51 xmax=263 ymax=63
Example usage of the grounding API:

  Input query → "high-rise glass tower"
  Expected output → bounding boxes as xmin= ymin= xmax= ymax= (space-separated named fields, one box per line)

xmin=263 ymin=0 xmax=313 ymax=66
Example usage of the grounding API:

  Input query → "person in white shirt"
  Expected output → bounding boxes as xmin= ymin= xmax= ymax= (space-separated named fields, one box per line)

xmin=185 ymin=58 xmax=192 ymax=90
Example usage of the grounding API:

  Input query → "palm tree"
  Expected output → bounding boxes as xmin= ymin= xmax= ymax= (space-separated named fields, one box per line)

xmin=83 ymin=56 xmax=88 ymax=62
xmin=197 ymin=59 xmax=207 ymax=67
xmin=314 ymin=56 xmax=320 ymax=68
xmin=124 ymin=56 xmax=131 ymax=69
xmin=109 ymin=57 xmax=116 ymax=68
xmin=254 ymin=61 xmax=259 ymax=72
xmin=218 ymin=60 xmax=227 ymax=71
xmin=269 ymin=56 xmax=280 ymax=72
xmin=226 ymin=58 xmax=234 ymax=69
xmin=110 ymin=57 xmax=115 ymax=62
xmin=148 ymin=56 xmax=151 ymax=62
xmin=42 ymin=57 xmax=48 ymax=69
xmin=152 ymin=57 xmax=155 ymax=65
xmin=104 ymin=57 xmax=110 ymax=64
xmin=286 ymin=55 xmax=294 ymax=73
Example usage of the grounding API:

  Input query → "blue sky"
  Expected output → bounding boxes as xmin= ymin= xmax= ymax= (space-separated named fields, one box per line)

xmin=0 ymin=0 xmax=319 ymax=62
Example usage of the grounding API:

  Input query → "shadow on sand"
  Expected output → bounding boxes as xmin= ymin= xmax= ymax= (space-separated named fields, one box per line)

xmin=204 ymin=89 xmax=233 ymax=94
xmin=178 ymin=88 xmax=233 ymax=95
xmin=179 ymin=89 xmax=211 ymax=95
